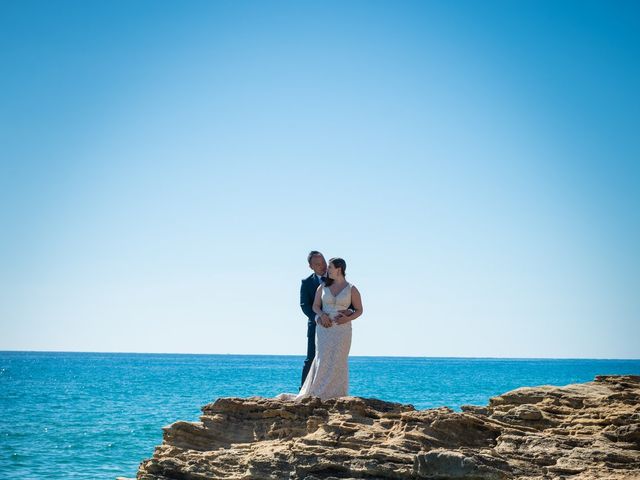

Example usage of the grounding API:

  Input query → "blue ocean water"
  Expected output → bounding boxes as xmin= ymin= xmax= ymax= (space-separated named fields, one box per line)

xmin=1 ymin=351 xmax=639 ymax=479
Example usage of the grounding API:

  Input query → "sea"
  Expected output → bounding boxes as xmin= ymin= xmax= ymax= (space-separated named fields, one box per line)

xmin=1 ymin=351 xmax=639 ymax=479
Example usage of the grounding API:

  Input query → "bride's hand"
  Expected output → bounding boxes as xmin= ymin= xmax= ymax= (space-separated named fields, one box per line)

xmin=335 ymin=315 xmax=351 ymax=325
xmin=320 ymin=313 xmax=332 ymax=328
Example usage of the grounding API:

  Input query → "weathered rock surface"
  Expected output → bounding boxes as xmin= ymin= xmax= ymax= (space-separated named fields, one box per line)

xmin=125 ymin=375 xmax=640 ymax=479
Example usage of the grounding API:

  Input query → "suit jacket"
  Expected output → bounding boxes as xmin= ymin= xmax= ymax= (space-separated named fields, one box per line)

xmin=300 ymin=273 xmax=320 ymax=325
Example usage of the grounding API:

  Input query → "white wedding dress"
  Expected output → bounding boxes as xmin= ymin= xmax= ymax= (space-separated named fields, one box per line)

xmin=276 ymin=282 xmax=353 ymax=402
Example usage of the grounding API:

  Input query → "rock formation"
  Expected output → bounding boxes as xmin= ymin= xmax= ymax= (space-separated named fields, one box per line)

xmin=122 ymin=375 xmax=640 ymax=479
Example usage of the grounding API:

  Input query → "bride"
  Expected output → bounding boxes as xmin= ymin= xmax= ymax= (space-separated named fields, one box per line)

xmin=276 ymin=257 xmax=363 ymax=401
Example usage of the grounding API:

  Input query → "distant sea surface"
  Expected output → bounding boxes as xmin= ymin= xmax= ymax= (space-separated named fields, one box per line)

xmin=1 ymin=351 xmax=639 ymax=479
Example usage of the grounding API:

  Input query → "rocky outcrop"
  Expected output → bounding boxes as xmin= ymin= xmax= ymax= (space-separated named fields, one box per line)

xmin=124 ymin=375 xmax=640 ymax=479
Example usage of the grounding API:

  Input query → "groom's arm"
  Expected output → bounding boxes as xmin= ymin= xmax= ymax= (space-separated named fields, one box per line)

xmin=300 ymin=280 xmax=315 ymax=319
xmin=336 ymin=303 xmax=356 ymax=319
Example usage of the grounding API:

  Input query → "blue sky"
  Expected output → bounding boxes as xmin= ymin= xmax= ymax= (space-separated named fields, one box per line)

xmin=1 ymin=0 xmax=638 ymax=358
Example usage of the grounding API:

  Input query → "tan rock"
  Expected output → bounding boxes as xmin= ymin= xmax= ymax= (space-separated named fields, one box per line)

xmin=130 ymin=375 xmax=640 ymax=479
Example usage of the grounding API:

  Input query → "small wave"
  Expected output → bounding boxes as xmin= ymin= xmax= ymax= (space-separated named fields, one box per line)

xmin=10 ymin=452 xmax=29 ymax=462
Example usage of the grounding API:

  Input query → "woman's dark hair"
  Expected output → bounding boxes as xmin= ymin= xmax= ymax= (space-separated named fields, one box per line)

xmin=324 ymin=257 xmax=346 ymax=286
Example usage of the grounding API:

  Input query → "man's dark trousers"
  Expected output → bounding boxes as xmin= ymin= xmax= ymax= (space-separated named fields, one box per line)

xmin=300 ymin=273 xmax=320 ymax=389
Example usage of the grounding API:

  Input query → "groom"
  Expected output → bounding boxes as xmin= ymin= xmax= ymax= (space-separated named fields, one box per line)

xmin=299 ymin=250 xmax=353 ymax=389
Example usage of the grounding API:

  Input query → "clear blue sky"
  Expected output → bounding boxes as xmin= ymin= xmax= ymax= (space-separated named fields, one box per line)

xmin=1 ymin=0 xmax=638 ymax=358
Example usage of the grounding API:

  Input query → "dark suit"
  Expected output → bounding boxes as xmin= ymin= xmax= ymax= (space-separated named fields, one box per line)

xmin=299 ymin=273 xmax=320 ymax=388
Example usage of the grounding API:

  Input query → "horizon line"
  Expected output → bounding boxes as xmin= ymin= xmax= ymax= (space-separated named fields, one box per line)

xmin=1 ymin=349 xmax=638 ymax=361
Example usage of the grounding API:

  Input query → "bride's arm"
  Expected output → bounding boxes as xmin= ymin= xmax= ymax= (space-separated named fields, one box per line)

xmin=338 ymin=286 xmax=363 ymax=324
xmin=312 ymin=286 xmax=330 ymax=327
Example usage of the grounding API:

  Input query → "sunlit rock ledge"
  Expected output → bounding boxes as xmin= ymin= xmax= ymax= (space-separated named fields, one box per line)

xmin=119 ymin=375 xmax=640 ymax=480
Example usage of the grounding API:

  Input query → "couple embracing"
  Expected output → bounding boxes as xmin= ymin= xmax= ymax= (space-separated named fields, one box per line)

xmin=276 ymin=251 xmax=363 ymax=402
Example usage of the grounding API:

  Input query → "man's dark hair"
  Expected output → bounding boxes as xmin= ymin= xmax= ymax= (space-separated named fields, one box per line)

xmin=307 ymin=250 xmax=323 ymax=264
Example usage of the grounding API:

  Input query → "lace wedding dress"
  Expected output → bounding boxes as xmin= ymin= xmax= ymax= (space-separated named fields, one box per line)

xmin=276 ymin=282 xmax=353 ymax=401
